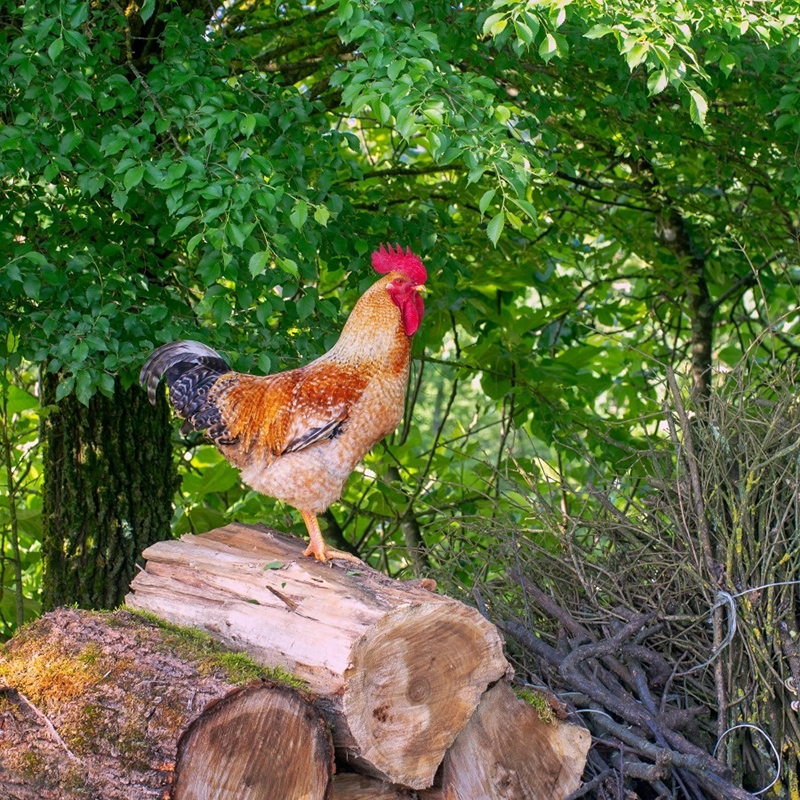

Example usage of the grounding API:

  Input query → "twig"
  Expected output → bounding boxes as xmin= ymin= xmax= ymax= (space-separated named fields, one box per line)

xmin=10 ymin=689 xmax=81 ymax=763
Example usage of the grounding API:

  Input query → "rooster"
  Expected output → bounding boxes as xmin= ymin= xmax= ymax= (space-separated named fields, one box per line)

xmin=140 ymin=244 xmax=427 ymax=563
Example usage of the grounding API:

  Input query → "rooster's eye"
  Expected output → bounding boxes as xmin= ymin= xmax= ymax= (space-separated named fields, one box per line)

xmin=393 ymin=278 xmax=404 ymax=286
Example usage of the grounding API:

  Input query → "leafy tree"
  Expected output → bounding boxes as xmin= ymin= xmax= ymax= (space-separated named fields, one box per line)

xmin=3 ymin=0 xmax=800 ymax=601
xmin=3 ymin=0 xmax=800 ymax=789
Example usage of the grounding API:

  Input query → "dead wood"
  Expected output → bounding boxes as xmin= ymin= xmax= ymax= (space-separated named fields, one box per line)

xmin=172 ymin=681 xmax=333 ymax=800
xmin=420 ymin=680 xmax=590 ymax=800
xmin=0 ymin=608 xmax=247 ymax=799
xmin=126 ymin=523 xmax=509 ymax=789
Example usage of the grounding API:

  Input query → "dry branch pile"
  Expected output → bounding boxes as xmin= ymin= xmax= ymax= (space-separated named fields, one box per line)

xmin=441 ymin=366 xmax=800 ymax=798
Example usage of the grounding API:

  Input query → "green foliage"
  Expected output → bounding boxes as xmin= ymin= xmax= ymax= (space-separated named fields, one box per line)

xmin=0 ymin=355 xmax=42 ymax=636
xmin=3 ymin=0 xmax=800 ymax=660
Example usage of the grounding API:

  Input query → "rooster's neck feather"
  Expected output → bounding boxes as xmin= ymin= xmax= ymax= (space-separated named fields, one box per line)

xmin=327 ymin=276 xmax=408 ymax=366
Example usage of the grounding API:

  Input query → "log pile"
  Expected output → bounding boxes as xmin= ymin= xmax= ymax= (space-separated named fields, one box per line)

xmin=1 ymin=523 xmax=592 ymax=798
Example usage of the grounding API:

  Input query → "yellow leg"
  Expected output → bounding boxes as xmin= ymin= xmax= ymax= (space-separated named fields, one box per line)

xmin=300 ymin=511 xmax=362 ymax=564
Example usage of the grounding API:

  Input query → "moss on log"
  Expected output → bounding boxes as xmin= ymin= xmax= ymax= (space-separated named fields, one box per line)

xmin=0 ymin=608 xmax=300 ymax=799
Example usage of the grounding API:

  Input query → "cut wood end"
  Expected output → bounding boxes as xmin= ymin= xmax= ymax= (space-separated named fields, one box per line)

xmin=172 ymin=681 xmax=333 ymax=800
xmin=344 ymin=603 xmax=508 ymax=789
xmin=437 ymin=681 xmax=591 ymax=799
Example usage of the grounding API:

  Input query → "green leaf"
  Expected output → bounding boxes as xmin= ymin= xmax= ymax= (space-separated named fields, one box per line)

xmin=514 ymin=20 xmax=534 ymax=46
xmin=584 ymin=24 xmax=612 ymax=39
xmin=647 ymin=69 xmax=668 ymax=95
xmin=313 ymin=205 xmax=330 ymax=227
xmin=187 ymin=232 xmax=204 ymax=255
xmin=263 ymin=560 xmax=284 ymax=570
xmin=494 ymin=105 xmax=511 ymax=124
xmin=279 ymin=258 xmax=299 ymax=277
xmin=240 ymin=114 xmax=256 ymax=137
xmin=5 ymin=385 xmax=38 ymax=415
xmin=48 ymin=37 xmax=63 ymax=61
xmin=482 ymin=13 xmax=507 ymax=37
xmin=626 ymin=42 xmax=649 ymax=70
xmin=23 ymin=274 xmax=40 ymax=299
xmin=689 ymin=89 xmax=708 ymax=126
xmin=172 ymin=216 xmax=195 ymax=236
xmin=123 ymin=165 xmax=146 ymax=191
xmin=297 ymin=293 xmax=315 ymax=320
xmin=539 ymin=33 xmax=558 ymax=62
xmin=249 ymin=251 xmax=269 ymax=277
xmin=290 ymin=200 xmax=308 ymax=230
xmin=719 ymin=53 xmax=736 ymax=77
xmin=182 ymin=461 xmax=240 ymax=495
xmin=63 ymin=29 xmax=90 ymax=54
xmin=487 ymin=211 xmax=505 ymax=246
xmin=55 ymin=375 xmax=75 ymax=402
xmin=422 ymin=108 xmax=444 ymax=125
xmin=140 ymin=0 xmax=156 ymax=23
xmin=479 ymin=188 xmax=496 ymax=216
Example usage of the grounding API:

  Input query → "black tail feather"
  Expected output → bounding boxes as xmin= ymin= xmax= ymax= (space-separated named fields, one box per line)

xmin=140 ymin=340 xmax=234 ymax=441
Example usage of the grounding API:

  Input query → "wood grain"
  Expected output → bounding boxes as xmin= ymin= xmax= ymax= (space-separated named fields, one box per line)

xmin=172 ymin=681 xmax=333 ymax=800
xmin=420 ymin=681 xmax=591 ymax=800
xmin=126 ymin=523 xmax=509 ymax=789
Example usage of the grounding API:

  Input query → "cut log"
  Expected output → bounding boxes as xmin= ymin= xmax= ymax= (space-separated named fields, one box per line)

xmin=0 ymin=608 xmax=288 ymax=799
xmin=330 ymin=773 xmax=414 ymax=799
xmin=173 ymin=681 xmax=333 ymax=800
xmin=126 ymin=523 xmax=509 ymax=789
xmin=420 ymin=681 xmax=591 ymax=800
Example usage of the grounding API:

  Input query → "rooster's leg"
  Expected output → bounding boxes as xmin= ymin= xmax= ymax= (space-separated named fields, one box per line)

xmin=300 ymin=511 xmax=362 ymax=564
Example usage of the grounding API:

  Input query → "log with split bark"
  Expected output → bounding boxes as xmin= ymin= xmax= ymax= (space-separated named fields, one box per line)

xmin=0 ymin=607 xmax=332 ymax=799
xmin=126 ymin=522 xmax=510 ymax=789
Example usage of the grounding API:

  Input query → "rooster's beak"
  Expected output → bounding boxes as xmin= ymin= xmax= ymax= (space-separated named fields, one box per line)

xmin=414 ymin=285 xmax=427 ymax=293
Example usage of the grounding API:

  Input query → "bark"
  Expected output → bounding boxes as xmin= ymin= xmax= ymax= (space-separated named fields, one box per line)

xmin=41 ymin=376 xmax=177 ymax=611
xmin=173 ymin=682 xmax=333 ymax=800
xmin=418 ymin=681 xmax=590 ymax=800
xmin=126 ymin=523 xmax=510 ymax=789
xmin=0 ymin=608 xmax=246 ymax=799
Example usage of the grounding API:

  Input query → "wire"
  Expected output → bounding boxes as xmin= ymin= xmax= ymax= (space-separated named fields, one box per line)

xmin=712 ymin=723 xmax=781 ymax=796
xmin=677 ymin=590 xmax=737 ymax=676
xmin=679 ymin=579 xmax=800 ymax=676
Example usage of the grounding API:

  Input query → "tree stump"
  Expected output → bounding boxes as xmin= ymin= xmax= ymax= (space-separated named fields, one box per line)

xmin=420 ymin=681 xmax=591 ymax=800
xmin=173 ymin=682 xmax=333 ymax=800
xmin=126 ymin=523 xmax=509 ymax=789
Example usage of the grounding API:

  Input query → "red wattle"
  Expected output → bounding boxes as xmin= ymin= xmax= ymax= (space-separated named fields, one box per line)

xmin=401 ymin=293 xmax=425 ymax=336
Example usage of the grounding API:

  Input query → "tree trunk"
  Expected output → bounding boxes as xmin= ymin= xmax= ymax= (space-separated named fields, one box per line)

xmin=657 ymin=210 xmax=714 ymax=403
xmin=173 ymin=682 xmax=333 ymax=800
xmin=126 ymin=523 xmax=510 ymax=789
xmin=419 ymin=681 xmax=591 ymax=800
xmin=41 ymin=376 xmax=177 ymax=611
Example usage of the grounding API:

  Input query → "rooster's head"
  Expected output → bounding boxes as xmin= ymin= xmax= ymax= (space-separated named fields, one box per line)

xmin=372 ymin=244 xmax=427 ymax=336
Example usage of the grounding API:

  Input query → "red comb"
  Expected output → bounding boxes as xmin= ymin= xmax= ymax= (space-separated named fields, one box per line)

xmin=371 ymin=243 xmax=427 ymax=285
